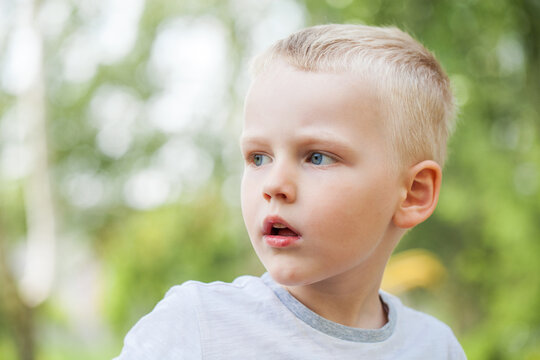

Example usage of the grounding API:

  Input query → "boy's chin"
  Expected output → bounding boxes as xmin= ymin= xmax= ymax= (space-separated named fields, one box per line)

xmin=267 ymin=267 xmax=314 ymax=288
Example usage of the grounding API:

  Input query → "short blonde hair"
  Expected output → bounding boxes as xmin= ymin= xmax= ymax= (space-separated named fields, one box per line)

xmin=250 ymin=24 xmax=456 ymax=168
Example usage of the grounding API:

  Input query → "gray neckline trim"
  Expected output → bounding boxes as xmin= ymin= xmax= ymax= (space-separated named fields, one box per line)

xmin=261 ymin=273 xmax=397 ymax=343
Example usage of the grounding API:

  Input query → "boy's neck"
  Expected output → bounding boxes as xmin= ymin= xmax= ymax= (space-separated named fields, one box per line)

xmin=283 ymin=263 xmax=388 ymax=329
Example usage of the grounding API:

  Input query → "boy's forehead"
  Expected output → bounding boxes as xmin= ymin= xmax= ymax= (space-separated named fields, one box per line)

xmin=245 ymin=61 xmax=383 ymax=112
xmin=243 ymin=63 xmax=383 ymax=128
xmin=241 ymin=68 xmax=389 ymax=154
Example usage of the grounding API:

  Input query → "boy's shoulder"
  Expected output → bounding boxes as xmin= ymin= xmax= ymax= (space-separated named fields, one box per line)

xmin=383 ymin=290 xmax=455 ymax=333
xmin=115 ymin=275 xmax=271 ymax=360
xmin=165 ymin=273 xmax=273 ymax=304
xmin=382 ymin=291 xmax=466 ymax=357
xmin=171 ymin=273 xmax=264 ymax=290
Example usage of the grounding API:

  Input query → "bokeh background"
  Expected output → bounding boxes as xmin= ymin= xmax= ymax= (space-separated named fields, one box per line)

xmin=0 ymin=0 xmax=539 ymax=359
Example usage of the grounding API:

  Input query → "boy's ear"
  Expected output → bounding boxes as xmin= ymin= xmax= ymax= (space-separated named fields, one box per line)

xmin=393 ymin=160 xmax=442 ymax=229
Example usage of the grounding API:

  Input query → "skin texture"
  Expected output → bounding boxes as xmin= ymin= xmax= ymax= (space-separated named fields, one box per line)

xmin=240 ymin=61 xmax=441 ymax=329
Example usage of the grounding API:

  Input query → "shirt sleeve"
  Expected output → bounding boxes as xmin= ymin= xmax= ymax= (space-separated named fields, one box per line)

xmin=113 ymin=284 xmax=202 ymax=360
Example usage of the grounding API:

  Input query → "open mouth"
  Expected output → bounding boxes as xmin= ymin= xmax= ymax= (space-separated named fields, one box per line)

xmin=270 ymin=223 xmax=299 ymax=237
xmin=263 ymin=216 xmax=301 ymax=248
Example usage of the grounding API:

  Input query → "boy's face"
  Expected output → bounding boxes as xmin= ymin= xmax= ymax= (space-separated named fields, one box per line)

xmin=240 ymin=62 xmax=404 ymax=288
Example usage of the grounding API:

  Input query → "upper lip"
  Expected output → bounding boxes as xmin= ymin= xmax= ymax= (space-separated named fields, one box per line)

xmin=262 ymin=215 xmax=301 ymax=236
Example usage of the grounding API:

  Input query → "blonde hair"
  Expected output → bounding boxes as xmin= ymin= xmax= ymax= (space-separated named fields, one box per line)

xmin=250 ymin=24 xmax=456 ymax=168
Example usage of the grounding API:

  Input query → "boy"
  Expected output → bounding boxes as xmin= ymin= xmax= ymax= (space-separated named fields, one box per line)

xmin=116 ymin=24 xmax=466 ymax=359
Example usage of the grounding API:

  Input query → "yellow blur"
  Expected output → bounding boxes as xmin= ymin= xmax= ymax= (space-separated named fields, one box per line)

xmin=382 ymin=249 xmax=447 ymax=294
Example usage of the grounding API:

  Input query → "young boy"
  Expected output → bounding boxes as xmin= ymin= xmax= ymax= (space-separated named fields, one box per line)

xmin=115 ymin=24 xmax=466 ymax=359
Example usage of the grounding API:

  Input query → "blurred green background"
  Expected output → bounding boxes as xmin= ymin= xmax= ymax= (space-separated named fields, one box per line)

xmin=0 ymin=0 xmax=539 ymax=359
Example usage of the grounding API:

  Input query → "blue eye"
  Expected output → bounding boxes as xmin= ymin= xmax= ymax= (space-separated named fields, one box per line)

xmin=309 ymin=152 xmax=334 ymax=165
xmin=252 ymin=154 xmax=270 ymax=166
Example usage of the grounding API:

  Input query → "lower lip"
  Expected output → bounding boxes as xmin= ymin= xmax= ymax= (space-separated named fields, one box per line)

xmin=264 ymin=235 xmax=301 ymax=248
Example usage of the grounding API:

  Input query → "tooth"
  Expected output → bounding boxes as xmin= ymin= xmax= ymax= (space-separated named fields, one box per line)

xmin=273 ymin=223 xmax=287 ymax=229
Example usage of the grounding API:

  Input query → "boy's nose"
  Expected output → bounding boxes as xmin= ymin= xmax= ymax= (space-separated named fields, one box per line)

xmin=262 ymin=163 xmax=297 ymax=203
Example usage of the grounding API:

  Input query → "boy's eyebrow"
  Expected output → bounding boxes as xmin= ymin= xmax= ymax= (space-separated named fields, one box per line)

xmin=238 ymin=135 xmax=258 ymax=149
xmin=239 ymin=134 xmax=267 ymax=145
xmin=240 ymin=131 xmax=356 ymax=154
xmin=295 ymin=133 xmax=358 ymax=160
xmin=296 ymin=133 xmax=354 ymax=148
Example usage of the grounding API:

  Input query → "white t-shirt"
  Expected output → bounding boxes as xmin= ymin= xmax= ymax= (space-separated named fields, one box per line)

xmin=115 ymin=273 xmax=466 ymax=359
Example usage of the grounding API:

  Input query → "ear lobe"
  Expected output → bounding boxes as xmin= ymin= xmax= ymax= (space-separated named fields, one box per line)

xmin=393 ymin=160 xmax=442 ymax=229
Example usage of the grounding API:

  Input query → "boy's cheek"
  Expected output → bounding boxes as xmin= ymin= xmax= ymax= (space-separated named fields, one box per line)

xmin=240 ymin=184 xmax=258 ymax=227
xmin=241 ymin=174 xmax=263 ymax=201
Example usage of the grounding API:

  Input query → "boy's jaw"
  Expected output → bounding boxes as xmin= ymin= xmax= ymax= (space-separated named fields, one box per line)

xmin=262 ymin=215 xmax=302 ymax=248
